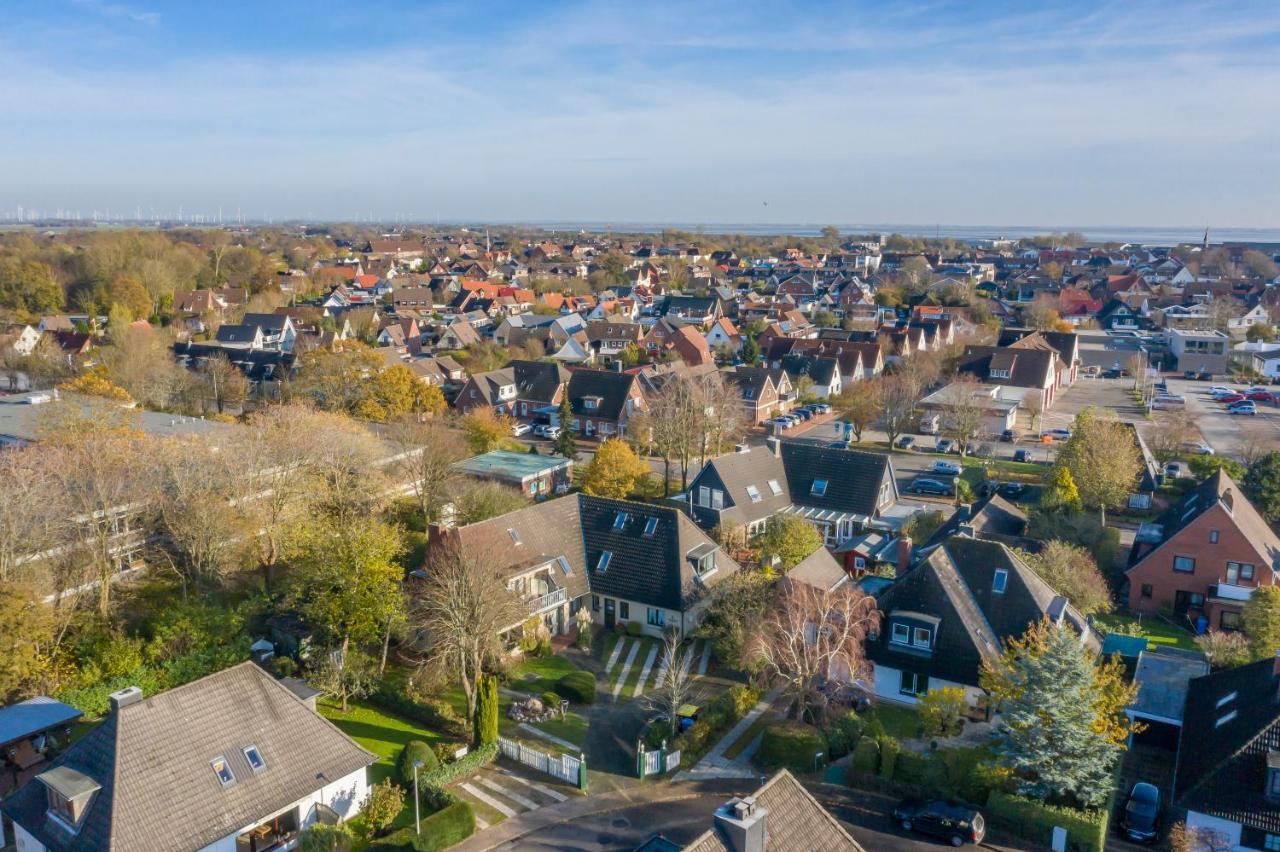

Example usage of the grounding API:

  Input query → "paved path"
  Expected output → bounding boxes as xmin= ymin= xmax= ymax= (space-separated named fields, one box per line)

xmin=633 ymin=643 xmax=659 ymax=698
xmin=673 ymin=686 xmax=784 ymax=781
xmin=461 ymin=781 xmax=519 ymax=818
xmin=611 ymin=640 xmax=641 ymax=700
xmin=696 ymin=640 xmax=712 ymax=676
xmin=604 ymin=636 xmax=627 ymax=674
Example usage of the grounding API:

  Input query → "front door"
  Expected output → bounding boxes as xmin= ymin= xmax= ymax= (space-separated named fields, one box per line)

xmin=604 ymin=599 xmax=616 ymax=629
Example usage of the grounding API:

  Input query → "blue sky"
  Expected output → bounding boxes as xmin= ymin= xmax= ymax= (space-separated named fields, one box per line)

xmin=2 ymin=0 xmax=1278 ymax=226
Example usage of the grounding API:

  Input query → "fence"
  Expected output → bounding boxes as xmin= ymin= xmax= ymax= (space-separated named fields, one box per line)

xmin=497 ymin=736 xmax=587 ymax=790
xmin=637 ymin=742 xmax=681 ymax=778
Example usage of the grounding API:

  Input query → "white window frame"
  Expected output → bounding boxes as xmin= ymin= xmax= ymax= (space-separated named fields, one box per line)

xmin=711 ymin=489 xmax=724 ymax=510
xmin=913 ymin=627 xmax=931 ymax=648
xmin=746 ymin=485 xmax=761 ymax=503
xmin=698 ymin=486 xmax=711 ymax=508
xmin=767 ymin=479 xmax=782 ymax=496
xmin=811 ymin=479 xmax=828 ymax=496
xmin=890 ymin=623 xmax=910 ymax=645
xmin=596 ymin=551 xmax=612 ymax=573
xmin=992 ymin=569 xmax=1008 ymax=594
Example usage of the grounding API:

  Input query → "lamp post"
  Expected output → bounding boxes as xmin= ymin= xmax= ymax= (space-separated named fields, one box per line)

xmin=814 ymin=751 xmax=825 ymax=773
xmin=413 ymin=759 xmax=423 ymax=835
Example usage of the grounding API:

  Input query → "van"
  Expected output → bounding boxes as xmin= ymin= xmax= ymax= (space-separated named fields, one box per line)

xmin=919 ymin=413 xmax=940 ymax=435
xmin=1151 ymin=395 xmax=1185 ymax=411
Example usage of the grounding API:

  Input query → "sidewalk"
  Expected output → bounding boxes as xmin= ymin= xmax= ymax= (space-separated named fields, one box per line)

xmin=673 ymin=685 xmax=783 ymax=781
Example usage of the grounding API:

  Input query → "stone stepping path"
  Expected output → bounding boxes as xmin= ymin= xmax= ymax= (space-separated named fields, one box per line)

xmin=604 ymin=636 xmax=628 ymax=674
xmin=632 ymin=643 xmax=659 ymax=698
xmin=611 ymin=640 xmax=641 ymax=700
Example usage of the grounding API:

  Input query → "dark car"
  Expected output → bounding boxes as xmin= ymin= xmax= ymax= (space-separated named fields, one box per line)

xmin=1013 ymin=448 xmax=1033 ymax=463
xmin=999 ymin=429 xmax=1016 ymax=442
xmin=1119 ymin=782 xmax=1160 ymax=843
xmin=1001 ymin=482 xmax=1025 ymax=498
xmin=911 ymin=478 xmax=954 ymax=496
xmin=896 ymin=435 xmax=916 ymax=450
xmin=893 ymin=799 xmax=986 ymax=847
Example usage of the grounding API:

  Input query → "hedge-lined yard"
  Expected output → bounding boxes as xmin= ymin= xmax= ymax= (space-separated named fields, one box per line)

xmin=319 ymin=698 xmax=448 ymax=787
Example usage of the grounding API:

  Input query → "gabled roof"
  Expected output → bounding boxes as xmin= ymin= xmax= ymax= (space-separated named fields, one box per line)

xmin=1 ymin=663 xmax=374 ymax=851
xmin=779 ymin=442 xmax=895 ymax=517
xmin=682 ymin=770 xmax=863 ymax=852
xmin=567 ymin=369 xmax=637 ymax=421
xmin=692 ymin=447 xmax=791 ymax=528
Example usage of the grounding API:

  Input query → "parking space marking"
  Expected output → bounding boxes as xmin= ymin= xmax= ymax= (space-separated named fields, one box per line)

xmin=459 ymin=782 xmax=518 ymax=818
xmin=476 ymin=775 xmax=539 ymax=811
xmin=499 ymin=768 xmax=570 ymax=802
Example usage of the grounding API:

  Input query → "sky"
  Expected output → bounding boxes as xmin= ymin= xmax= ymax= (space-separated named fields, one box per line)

xmin=2 ymin=0 xmax=1279 ymax=227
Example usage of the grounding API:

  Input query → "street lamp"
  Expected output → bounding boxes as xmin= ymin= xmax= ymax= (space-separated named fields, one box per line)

xmin=814 ymin=751 xmax=825 ymax=772
xmin=413 ymin=759 xmax=423 ymax=834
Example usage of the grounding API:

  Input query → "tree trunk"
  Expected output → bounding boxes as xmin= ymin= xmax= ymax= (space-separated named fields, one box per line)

xmin=339 ymin=635 xmax=351 ymax=712
xmin=662 ymin=457 xmax=671 ymax=497
xmin=379 ymin=616 xmax=393 ymax=676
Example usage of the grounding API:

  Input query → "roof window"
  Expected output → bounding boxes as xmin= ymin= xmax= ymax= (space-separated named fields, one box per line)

xmin=746 ymin=485 xmax=762 ymax=503
xmin=811 ymin=479 xmax=828 ymax=497
xmin=508 ymin=528 xmax=521 ymax=545
xmin=643 ymin=517 xmax=659 ymax=537
xmin=613 ymin=512 xmax=628 ymax=531
xmin=767 ymin=479 xmax=783 ymax=496
xmin=596 ymin=551 xmax=612 ymax=573
xmin=242 ymin=745 xmax=265 ymax=773
xmin=211 ymin=756 xmax=236 ymax=787
xmin=992 ymin=569 xmax=1008 ymax=594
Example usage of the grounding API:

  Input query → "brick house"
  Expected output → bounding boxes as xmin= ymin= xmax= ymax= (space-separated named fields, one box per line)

xmin=1125 ymin=471 xmax=1280 ymax=631
xmin=560 ymin=368 xmax=645 ymax=439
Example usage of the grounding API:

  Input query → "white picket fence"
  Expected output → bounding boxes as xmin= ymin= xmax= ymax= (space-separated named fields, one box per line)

xmin=498 ymin=736 xmax=582 ymax=786
xmin=637 ymin=743 xmax=681 ymax=778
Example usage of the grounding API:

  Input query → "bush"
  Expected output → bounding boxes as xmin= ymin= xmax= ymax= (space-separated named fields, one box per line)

xmin=432 ymin=741 xmax=460 ymax=765
xmin=823 ymin=713 xmax=864 ymax=760
xmin=985 ymin=792 xmax=1107 ymax=852
xmin=555 ymin=671 xmax=597 ymax=705
xmin=298 ymin=823 xmax=353 ymax=852
xmin=396 ymin=740 xmax=439 ymax=786
xmin=851 ymin=736 xmax=880 ymax=774
xmin=1091 ymin=526 xmax=1121 ymax=573
xmin=418 ymin=742 xmax=498 ymax=789
xmin=626 ymin=622 xmax=645 ymax=637
xmin=370 ymin=800 xmax=476 ymax=852
xmin=757 ymin=722 xmax=827 ymax=771
xmin=728 ymin=685 xmax=760 ymax=719
xmin=919 ymin=687 xmax=967 ymax=738
xmin=892 ymin=750 xmax=930 ymax=787
xmin=877 ymin=736 xmax=900 ymax=778
xmin=371 ymin=680 xmax=466 ymax=739
xmin=540 ymin=691 xmax=562 ymax=710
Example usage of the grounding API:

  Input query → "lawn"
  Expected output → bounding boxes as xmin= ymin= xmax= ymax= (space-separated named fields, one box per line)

xmin=871 ymin=703 xmax=922 ymax=741
xmin=1095 ymin=613 xmax=1197 ymax=651
xmin=318 ymin=697 xmax=447 ymax=787
xmin=509 ymin=653 xmax=582 ymax=697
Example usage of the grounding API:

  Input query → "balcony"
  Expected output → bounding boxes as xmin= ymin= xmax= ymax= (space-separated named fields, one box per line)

xmin=1209 ymin=583 xmax=1254 ymax=604
xmin=526 ymin=586 xmax=567 ymax=613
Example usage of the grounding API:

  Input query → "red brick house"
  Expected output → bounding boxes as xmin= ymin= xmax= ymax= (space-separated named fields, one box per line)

xmin=1125 ymin=471 xmax=1280 ymax=631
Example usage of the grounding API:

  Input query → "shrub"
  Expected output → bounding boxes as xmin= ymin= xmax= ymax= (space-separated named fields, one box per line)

xmin=370 ymin=800 xmax=476 ymax=852
xmin=418 ymin=742 xmax=498 ymax=788
xmin=985 ymin=792 xmax=1107 ymax=852
xmin=625 ymin=621 xmax=645 ymax=637
xmin=396 ymin=740 xmax=439 ymax=787
xmin=851 ymin=736 xmax=880 ymax=774
xmin=371 ymin=680 xmax=466 ymax=738
xmin=540 ymin=691 xmax=561 ymax=710
xmin=432 ymin=741 xmax=460 ymax=765
xmin=473 ymin=675 xmax=499 ymax=747
xmin=555 ymin=671 xmax=597 ymax=704
xmin=823 ymin=713 xmax=864 ymax=760
xmin=877 ymin=736 xmax=900 ymax=778
xmin=298 ymin=823 xmax=353 ymax=852
xmin=892 ymin=750 xmax=929 ymax=787
xmin=919 ymin=687 xmax=967 ymax=738
xmin=361 ymin=780 xmax=405 ymax=838
xmin=757 ymin=722 xmax=827 ymax=771
xmin=728 ymin=685 xmax=759 ymax=719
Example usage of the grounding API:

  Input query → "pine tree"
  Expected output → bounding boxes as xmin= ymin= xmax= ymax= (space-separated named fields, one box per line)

xmin=555 ymin=394 xmax=578 ymax=460
xmin=981 ymin=620 xmax=1136 ymax=808
xmin=473 ymin=673 xmax=499 ymax=747
xmin=1243 ymin=585 xmax=1280 ymax=661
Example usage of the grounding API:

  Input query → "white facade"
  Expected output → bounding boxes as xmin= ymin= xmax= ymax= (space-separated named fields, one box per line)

xmin=871 ymin=664 xmax=985 ymax=708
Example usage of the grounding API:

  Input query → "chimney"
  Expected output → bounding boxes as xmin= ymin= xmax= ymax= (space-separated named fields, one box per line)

xmin=714 ymin=797 xmax=768 ymax=852
xmin=108 ymin=685 xmax=144 ymax=713
xmin=765 ymin=436 xmax=781 ymax=458
xmin=896 ymin=535 xmax=913 ymax=577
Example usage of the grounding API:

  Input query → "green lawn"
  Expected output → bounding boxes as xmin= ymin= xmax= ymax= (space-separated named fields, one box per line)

xmin=1095 ymin=613 xmax=1197 ymax=651
xmin=960 ymin=456 xmax=1045 ymax=480
xmin=872 ymin=703 xmax=922 ymax=740
xmin=318 ymin=697 xmax=446 ymax=787
xmin=510 ymin=653 xmax=582 ymax=696
xmin=616 ymin=638 xmax=661 ymax=698
xmin=724 ymin=714 xmax=773 ymax=761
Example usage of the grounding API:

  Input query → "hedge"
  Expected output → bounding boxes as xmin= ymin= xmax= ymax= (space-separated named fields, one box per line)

xmin=851 ymin=736 xmax=879 ymax=774
xmin=396 ymin=741 xmax=438 ymax=786
xmin=669 ymin=684 xmax=763 ymax=768
xmin=417 ymin=742 xmax=498 ymax=789
xmin=985 ymin=792 xmax=1107 ymax=852
xmin=757 ymin=723 xmax=827 ymax=771
xmin=369 ymin=681 xmax=466 ymax=739
xmin=877 ymin=736 xmax=900 ymax=778
xmin=369 ymin=800 xmax=476 ymax=852
xmin=555 ymin=671 xmax=597 ymax=705
xmin=625 ymin=622 xmax=645 ymax=636
xmin=822 ymin=713 xmax=864 ymax=760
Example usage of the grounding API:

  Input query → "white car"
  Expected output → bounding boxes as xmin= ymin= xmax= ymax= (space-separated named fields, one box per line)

xmin=511 ymin=422 xmax=532 ymax=437
xmin=931 ymin=459 xmax=963 ymax=476
xmin=1208 ymin=385 xmax=1234 ymax=396
xmin=533 ymin=424 xmax=561 ymax=439
xmin=1040 ymin=428 xmax=1072 ymax=441
xmin=1182 ymin=441 xmax=1214 ymax=456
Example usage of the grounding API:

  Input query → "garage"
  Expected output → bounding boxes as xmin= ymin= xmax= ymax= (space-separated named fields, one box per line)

xmin=1125 ymin=649 xmax=1209 ymax=751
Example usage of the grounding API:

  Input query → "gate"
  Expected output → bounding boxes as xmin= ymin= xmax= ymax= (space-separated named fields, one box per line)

xmin=637 ymin=742 xmax=681 ymax=778
xmin=498 ymin=736 xmax=586 ymax=789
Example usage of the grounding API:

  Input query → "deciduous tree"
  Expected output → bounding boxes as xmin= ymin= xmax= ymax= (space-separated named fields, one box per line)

xmin=754 ymin=515 xmax=823 ymax=573
xmin=581 ymin=438 xmax=650 ymax=499
xmin=836 ymin=381 xmax=879 ymax=443
xmin=1023 ymin=541 xmax=1111 ymax=616
xmin=1056 ymin=409 xmax=1140 ymax=526
xmin=877 ymin=374 xmax=919 ymax=450
xmin=461 ymin=406 xmax=512 ymax=454
xmin=938 ymin=375 xmax=986 ymax=457
xmin=386 ymin=417 xmax=469 ymax=522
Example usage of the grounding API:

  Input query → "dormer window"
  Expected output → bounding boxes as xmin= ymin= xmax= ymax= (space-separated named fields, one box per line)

xmin=1268 ymin=752 xmax=1280 ymax=800
xmin=211 ymin=756 xmax=236 ymax=787
xmin=993 ymin=569 xmax=1008 ymax=594
xmin=811 ymin=479 xmax=828 ymax=497
xmin=913 ymin=628 xmax=931 ymax=648
xmin=38 ymin=767 xmax=100 ymax=835
xmin=891 ymin=623 xmax=910 ymax=645
xmin=989 ymin=368 xmax=1010 ymax=379
xmin=584 ymin=396 xmax=601 ymax=410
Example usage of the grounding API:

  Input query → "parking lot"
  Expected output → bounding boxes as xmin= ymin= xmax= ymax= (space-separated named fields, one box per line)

xmin=1154 ymin=377 xmax=1280 ymax=459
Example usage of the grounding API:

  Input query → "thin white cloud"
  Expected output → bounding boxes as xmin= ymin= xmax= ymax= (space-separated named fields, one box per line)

xmin=71 ymin=0 xmax=159 ymax=26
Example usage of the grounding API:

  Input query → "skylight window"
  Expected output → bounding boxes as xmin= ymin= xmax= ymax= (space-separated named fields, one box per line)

xmin=1216 ymin=691 xmax=1238 ymax=709
xmin=211 ymin=756 xmax=236 ymax=787
xmin=992 ymin=569 xmax=1008 ymax=594
xmin=643 ymin=517 xmax=659 ymax=537
xmin=746 ymin=485 xmax=762 ymax=503
xmin=811 ymin=479 xmax=828 ymax=497
xmin=596 ymin=551 xmax=612 ymax=573
xmin=556 ymin=556 xmax=572 ymax=575
xmin=767 ymin=479 xmax=782 ymax=496
xmin=613 ymin=512 xmax=628 ymax=531
xmin=1216 ymin=709 xmax=1238 ymax=728
xmin=508 ymin=528 xmax=521 ymax=545
xmin=242 ymin=745 xmax=265 ymax=773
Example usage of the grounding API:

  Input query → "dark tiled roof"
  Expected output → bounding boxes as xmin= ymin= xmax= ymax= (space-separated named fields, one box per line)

xmin=1175 ymin=659 xmax=1280 ymax=833
xmin=1 ymin=663 xmax=374 ymax=851
xmin=567 ymin=369 xmax=636 ymax=421
xmin=779 ymin=441 xmax=895 ymax=516
xmin=957 ymin=345 xmax=1056 ymax=389
xmin=691 ymin=447 xmax=791 ymax=528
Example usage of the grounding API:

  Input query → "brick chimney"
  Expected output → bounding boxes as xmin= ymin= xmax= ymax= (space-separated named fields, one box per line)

xmin=765 ymin=436 xmax=781 ymax=458
xmin=896 ymin=535 xmax=913 ymax=577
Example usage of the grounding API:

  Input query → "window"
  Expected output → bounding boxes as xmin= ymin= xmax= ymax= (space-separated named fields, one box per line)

xmin=1216 ymin=709 xmax=1238 ymax=728
xmin=1221 ymin=610 xmax=1243 ymax=631
xmin=1141 ymin=584 xmax=1153 ymax=599
xmin=1227 ymin=562 xmax=1255 ymax=584
xmin=643 ymin=517 xmax=658 ymax=537
xmin=242 ymin=745 xmax=265 ymax=773
xmin=613 ymin=512 xmax=628 ymax=530
xmin=1268 ymin=834 xmax=1280 ymax=851
xmin=647 ymin=608 xmax=665 ymax=627
xmin=698 ymin=486 xmax=711 ymax=508
xmin=1216 ymin=691 xmax=1238 ymax=708
xmin=767 ymin=479 xmax=782 ymax=496
xmin=811 ymin=479 xmax=828 ymax=496
xmin=556 ymin=556 xmax=572 ymax=575
xmin=620 ymin=602 xmax=630 ymax=620
xmin=1209 ymin=529 xmax=1219 ymax=544
xmin=596 ymin=552 xmax=611 ymax=573
xmin=584 ymin=397 xmax=598 ymax=410
xmin=592 ymin=595 xmax=600 ymax=612
xmin=899 ymin=671 xmax=927 ymax=696
xmin=1174 ymin=555 xmax=1196 ymax=573
xmin=891 ymin=623 xmax=910 ymax=645
xmin=508 ymin=528 xmax=521 ymax=545
xmin=854 ymin=556 xmax=866 ymax=570
xmin=211 ymin=756 xmax=236 ymax=787
xmin=992 ymin=569 xmax=1008 ymax=594
xmin=746 ymin=485 xmax=761 ymax=503
xmin=711 ymin=490 xmax=724 ymax=510
xmin=913 ymin=627 xmax=931 ymax=648
xmin=989 ymin=368 xmax=1010 ymax=379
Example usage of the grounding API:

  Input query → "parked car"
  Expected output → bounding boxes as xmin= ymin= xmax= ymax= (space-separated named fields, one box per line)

xmin=1164 ymin=461 xmax=1188 ymax=479
xmin=896 ymin=435 xmax=916 ymax=450
xmin=1216 ymin=393 xmax=1246 ymax=405
xmin=811 ymin=403 xmax=831 ymax=414
xmin=1196 ymin=371 xmax=1213 ymax=380
xmin=932 ymin=459 xmax=963 ymax=476
xmin=999 ymin=429 xmax=1016 ymax=442
xmin=1182 ymin=441 xmax=1214 ymax=455
xmin=533 ymin=424 xmax=561 ymax=439
xmin=1246 ymin=391 xmax=1275 ymax=402
xmin=1118 ymin=782 xmax=1160 ymax=843
xmin=893 ymin=799 xmax=986 ymax=847
xmin=910 ymin=478 xmax=954 ymax=496
xmin=1207 ymin=385 xmax=1234 ymax=396
xmin=1001 ymin=482 xmax=1026 ymax=498
xmin=792 ymin=409 xmax=812 ymax=421
xmin=511 ymin=422 xmax=532 ymax=437
xmin=1040 ymin=428 xmax=1072 ymax=441
xmin=1084 ymin=365 xmax=1101 ymax=377
xmin=1228 ymin=401 xmax=1257 ymax=415
xmin=1013 ymin=448 xmax=1033 ymax=463
xmin=919 ymin=413 xmax=941 ymax=435
xmin=936 ymin=438 xmax=957 ymax=453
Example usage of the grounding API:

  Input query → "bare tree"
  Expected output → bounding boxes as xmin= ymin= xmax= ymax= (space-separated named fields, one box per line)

xmin=1145 ymin=411 xmax=1194 ymax=464
xmin=647 ymin=629 xmax=697 ymax=741
xmin=878 ymin=374 xmax=920 ymax=451
xmin=1023 ymin=392 xmax=1044 ymax=434
xmin=385 ymin=416 xmax=469 ymax=522
xmin=0 ymin=448 xmax=68 ymax=587
xmin=647 ymin=376 xmax=702 ymax=492
xmin=307 ymin=411 xmax=388 ymax=523
xmin=751 ymin=581 xmax=880 ymax=722
xmin=409 ymin=539 xmax=524 ymax=732
xmin=836 ymin=381 xmax=879 ymax=443
xmin=201 ymin=353 xmax=249 ymax=414
xmin=938 ymin=375 xmax=987 ymax=457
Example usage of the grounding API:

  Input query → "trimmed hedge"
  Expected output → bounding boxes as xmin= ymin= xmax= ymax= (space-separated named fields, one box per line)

xmin=369 ymin=681 xmax=466 ymax=739
xmin=877 ymin=736 xmax=900 ymax=778
xmin=851 ymin=736 xmax=879 ymax=774
xmin=625 ymin=622 xmax=645 ymax=636
xmin=417 ymin=742 xmax=497 ymax=789
xmin=757 ymin=723 xmax=827 ymax=771
xmin=555 ymin=671 xmax=597 ymax=705
xmin=669 ymin=684 xmax=764 ymax=768
xmin=396 ymin=740 xmax=439 ymax=786
xmin=985 ymin=792 xmax=1107 ymax=852
xmin=370 ymin=800 xmax=476 ymax=852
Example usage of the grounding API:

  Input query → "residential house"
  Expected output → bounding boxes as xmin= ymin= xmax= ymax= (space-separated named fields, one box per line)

xmin=724 ymin=367 xmax=785 ymax=424
xmin=777 ymin=354 xmax=842 ymax=399
xmin=955 ymin=344 xmax=1062 ymax=409
xmin=585 ymin=321 xmax=643 ymax=361
xmin=454 ymin=360 xmax=569 ymax=419
xmin=435 ymin=319 xmax=482 ymax=350
xmin=452 ymin=449 xmax=573 ymax=499
xmin=868 ymin=536 xmax=1099 ymax=707
xmin=1 ymin=324 xmax=41 ymax=357
xmin=433 ymin=494 xmax=741 ymax=640
xmin=1125 ymin=470 xmax=1280 ymax=630
xmin=0 ymin=663 xmax=374 ymax=852
xmin=561 ymin=369 xmax=645 ymax=439
xmin=704 ymin=318 xmax=741 ymax=353
xmin=916 ymin=382 xmax=1021 ymax=436
xmin=667 ymin=325 xmax=715 ymax=368
xmin=659 ymin=295 xmax=722 ymax=327
xmin=1169 ymin=329 xmax=1230 ymax=376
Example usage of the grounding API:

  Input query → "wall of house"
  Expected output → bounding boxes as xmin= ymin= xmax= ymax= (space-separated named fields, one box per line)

xmin=591 ymin=594 xmax=691 ymax=640
xmin=1184 ymin=811 xmax=1243 ymax=850
xmin=11 ymin=822 xmax=44 ymax=852
xmin=198 ymin=766 xmax=369 ymax=852
xmin=871 ymin=664 xmax=984 ymax=708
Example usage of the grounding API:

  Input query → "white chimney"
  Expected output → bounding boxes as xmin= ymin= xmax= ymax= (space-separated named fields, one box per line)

xmin=714 ymin=797 xmax=768 ymax=852
xmin=108 ymin=685 xmax=144 ymax=713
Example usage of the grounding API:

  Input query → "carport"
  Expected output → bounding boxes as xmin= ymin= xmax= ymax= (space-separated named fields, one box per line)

xmin=1126 ymin=648 xmax=1208 ymax=750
